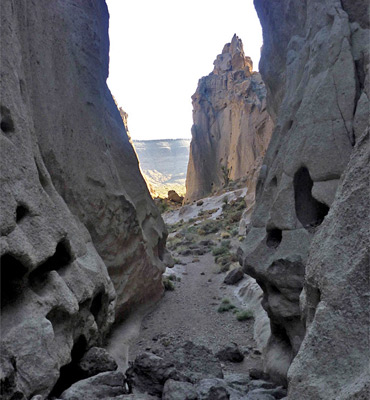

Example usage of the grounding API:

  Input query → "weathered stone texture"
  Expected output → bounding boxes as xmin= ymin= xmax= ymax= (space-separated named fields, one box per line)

xmin=240 ymin=0 xmax=369 ymax=394
xmin=185 ymin=35 xmax=273 ymax=203
xmin=0 ymin=0 xmax=167 ymax=398
xmin=288 ymin=129 xmax=369 ymax=399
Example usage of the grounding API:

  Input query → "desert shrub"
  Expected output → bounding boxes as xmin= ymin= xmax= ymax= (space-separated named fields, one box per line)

xmin=197 ymin=220 xmax=222 ymax=235
xmin=212 ymin=246 xmax=230 ymax=257
xmin=235 ymin=309 xmax=253 ymax=321
xmin=163 ymin=277 xmax=175 ymax=291
xmin=217 ymin=298 xmax=236 ymax=312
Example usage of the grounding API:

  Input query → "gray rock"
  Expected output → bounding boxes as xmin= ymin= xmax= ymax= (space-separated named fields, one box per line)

xmin=216 ymin=343 xmax=244 ymax=363
xmin=162 ymin=379 xmax=198 ymax=400
xmin=245 ymin=392 xmax=275 ymax=400
xmin=195 ymin=379 xmax=230 ymax=400
xmin=59 ymin=371 xmax=128 ymax=399
xmin=167 ymin=341 xmax=224 ymax=383
xmin=223 ymin=268 xmax=244 ymax=285
xmin=78 ymin=347 xmax=117 ymax=377
xmin=0 ymin=0 xmax=167 ymax=399
xmin=126 ymin=352 xmax=183 ymax=397
xmin=241 ymin=0 xmax=369 ymax=388
xmin=288 ymin=130 xmax=370 ymax=400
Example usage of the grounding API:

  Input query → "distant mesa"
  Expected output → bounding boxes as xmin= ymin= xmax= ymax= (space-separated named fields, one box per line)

xmin=133 ymin=138 xmax=190 ymax=198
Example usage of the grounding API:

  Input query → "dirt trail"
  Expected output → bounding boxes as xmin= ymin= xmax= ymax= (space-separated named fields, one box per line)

xmin=130 ymin=251 xmax=262 ymax=376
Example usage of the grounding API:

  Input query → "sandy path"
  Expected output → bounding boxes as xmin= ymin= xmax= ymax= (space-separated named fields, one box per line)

xmin=130 ymin=252 xmax=262 ymax=375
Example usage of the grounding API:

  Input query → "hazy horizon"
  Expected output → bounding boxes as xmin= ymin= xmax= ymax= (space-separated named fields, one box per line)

xmin=106 ymin=0 xmax=262 ymax=141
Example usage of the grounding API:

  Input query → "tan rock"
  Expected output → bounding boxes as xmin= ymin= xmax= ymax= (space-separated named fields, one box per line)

xmin=184 ymin=35 xmax=274 ymax=204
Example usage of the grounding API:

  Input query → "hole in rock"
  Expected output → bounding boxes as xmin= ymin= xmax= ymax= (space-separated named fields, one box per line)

xmin=46 ymin=307 xmax=71 ymax=335
xmin=0 ymin=106 xmax=14 ymax=133
xmin=157 ymin=236 xmax=166 ymax=261
xmin=90 ymin=291 xmax=103 ymax=319
xmin=90 ymin=290 xmax=108 ymax=328
xmin=293 ymin=167 xmax=329 ymax=230
xmin=270 ymin=176 xmax=277 ymax=187
xmin=15 ymin=205 xmax=29 ymax=223
xmin=0 ymin=254 xmax=28 ymax=308
xmin=266 ymin=228 xmax=282 ymax=249
xmin=49 ymin=335 xmax=87 ymax=398
xmin=29 ymin=239 xmax=72 ymax=290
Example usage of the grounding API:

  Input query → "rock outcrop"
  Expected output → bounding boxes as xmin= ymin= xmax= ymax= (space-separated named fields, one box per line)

xmin=1 ymin=1 xmax=167 ymax=398
xmin=240 ymin=0 xmax=369 ymax=394
xmin=185 ymin=35 xmax=274 ymax=203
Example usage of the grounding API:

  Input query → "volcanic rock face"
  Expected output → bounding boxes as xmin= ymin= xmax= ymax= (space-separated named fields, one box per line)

xmin=241 ymin=0 xmax=369 ymax=393
xmin=1 ymin=0 xmax=167 ymax=398
xmin=184 ymin=35 xmax=274 ymax=203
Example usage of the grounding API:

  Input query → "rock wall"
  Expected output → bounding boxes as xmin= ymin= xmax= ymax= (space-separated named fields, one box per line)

xmin=0 ymin=0 xmax=167 ymax=398
xmin=240 ymin=0 xmax=369 ymax=393
xmin=184 ymin=35 xmax=273 ymax=203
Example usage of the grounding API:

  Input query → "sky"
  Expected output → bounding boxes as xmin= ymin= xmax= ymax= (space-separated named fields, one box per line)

xmin=106 ymin=0 xmax=262 ymax=140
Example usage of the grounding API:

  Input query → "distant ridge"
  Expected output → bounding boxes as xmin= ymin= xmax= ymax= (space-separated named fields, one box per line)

xmin=133 ymin=139 xmax=190 ymax=197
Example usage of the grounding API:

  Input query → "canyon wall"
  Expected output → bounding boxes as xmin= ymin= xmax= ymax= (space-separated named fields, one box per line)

xmin=240 ymin=0 xmax=369 ymax=396
xmin=184 ymin=35 xmax=274 ymax=203
xmin=0 ymin=1 xmax=168 ymax=398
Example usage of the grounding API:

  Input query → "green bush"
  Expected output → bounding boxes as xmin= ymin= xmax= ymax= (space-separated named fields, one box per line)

xmin=235 ymin=309 xmax=253 ymax=321
xmin=163 ymin=277 xmax=175 ymax=291
xmin=212 ymin=246 xmax=230 ymax=257
xmin=217 ymin=298 xmax=236 ymax=312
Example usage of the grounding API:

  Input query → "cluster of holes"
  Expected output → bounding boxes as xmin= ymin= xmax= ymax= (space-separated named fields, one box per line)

xmin=0 ymin=106 xmax=14 ymax=133
xmin=293 ymin=167 xmax=329 ymax=231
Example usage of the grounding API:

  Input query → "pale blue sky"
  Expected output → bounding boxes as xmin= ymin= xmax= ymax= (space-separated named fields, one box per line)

xmin=106 ymin=0 xmax=262 ymax=140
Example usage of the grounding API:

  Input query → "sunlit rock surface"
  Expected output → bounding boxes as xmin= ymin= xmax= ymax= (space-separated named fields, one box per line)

xmin=133 ymin=139 xmax=190 ymax=197
xmin=185 ymin=35 xmax=274 ymax=204
xmin=0 ymin=1 xmax=168 ymax=398
xmin=240 ymin=0 xmax=369 ymax=394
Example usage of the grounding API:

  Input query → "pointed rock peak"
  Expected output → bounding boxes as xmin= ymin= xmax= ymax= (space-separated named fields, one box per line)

xmin=213 ymin=35 xmax=253 ymax=75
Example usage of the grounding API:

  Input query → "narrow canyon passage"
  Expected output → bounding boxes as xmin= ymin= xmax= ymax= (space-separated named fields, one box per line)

xmin=130 ymin=252 xmax=261 ymax=373
xmin=106 ymin=189 xmax=285 ymax=399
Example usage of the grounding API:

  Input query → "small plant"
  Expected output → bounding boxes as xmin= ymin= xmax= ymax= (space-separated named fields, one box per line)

xmin=212 ymin=246 xmax=229 ymax=257
xmin=163 ymin=277 xmax=175 ymax=291
xmin=197 ymin=220 xmax=222 ymax=235
xmin=235 ymin=309 xmax=253 ymax=321
xmin=217 ymin=298 xmax=236 ymax=313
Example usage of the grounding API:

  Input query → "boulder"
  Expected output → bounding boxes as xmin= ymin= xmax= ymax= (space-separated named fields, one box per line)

xmin=126 ymin=352 xmax=183 ymax=397
xmin=78 ymin=347 xmax=118 ymax=378
xmin=59 ymin=371 xmax=128 ymax=400
xmin=166 ymin=341 xmax=224 ymax=383
xmin=223 ymin=268 xmax=244 ymax=285
xmin=195 ymin=379 xmax=230 ymax=400
xmin=168 ymin=190 xmax=184 ymax=204
xmin=216 ymin=344 xmax=244 ymax=363
xmin=162 ymin=379 xmax=198 ymax=400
